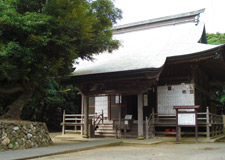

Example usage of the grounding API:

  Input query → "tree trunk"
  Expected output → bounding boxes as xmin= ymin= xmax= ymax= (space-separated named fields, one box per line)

xmin=3 ymin=86 xmax=35 ymax=120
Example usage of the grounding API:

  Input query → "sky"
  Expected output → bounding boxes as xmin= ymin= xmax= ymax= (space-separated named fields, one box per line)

xmin=114 ymin=0 xmax=225 ymax=33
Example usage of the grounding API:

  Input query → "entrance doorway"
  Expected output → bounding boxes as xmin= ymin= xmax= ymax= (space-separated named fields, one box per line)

xmin=109 ymin=95 xmax=138 ymax=120
xmin=122 ymin=95 xmax=138 ymax=120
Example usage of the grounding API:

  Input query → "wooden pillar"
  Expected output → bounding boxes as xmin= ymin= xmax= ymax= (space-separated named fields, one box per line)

xmin=83 ymin=95 xmax=89 ymax=138
xmin=118 ymin=95 xmax=121 ymax=138
xmin=81 ymin=96 xmax=84 ymax=135
xmin=137 ymin=93 xmax=144 ymax=140
xmin=108 ymin=95 xmax=111 ymax=120
xmin=62 ymin=110 xmax=65 ymax=135
xmin=145 ymin=117 xmax=149 ymax=139
xmin=152 ymin=108 xmax=155 ymax=137
xmin=81 ymin=95 xmax=84 ymax=115
xmin=206 ymin=106 xmax=210 ymax=139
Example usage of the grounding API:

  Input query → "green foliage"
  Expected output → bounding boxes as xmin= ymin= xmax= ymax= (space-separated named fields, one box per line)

xmin=0 ymin=0 xmax=122 ymax=86
xmin=206 ymin=33 xmax=225 ymax=45
xmin=21 ymin=78 xmax=81 ymax=131
xmin=219 ymin=95 xmax=225 ymax=103
xmin=207 ymin=32 xmax=225 ymax=113
xmin=0 ymin=0 xmax=122 ymax=118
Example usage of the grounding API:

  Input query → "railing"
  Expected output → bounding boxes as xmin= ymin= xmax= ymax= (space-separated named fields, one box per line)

xmin=146 ymin=108 xmax=155 ymax=139
xmin=194 ymin=107 xmax=223 ymax=138
xmin=145 ymin=107 xmax=224 ymax=138
xmin=93 ymin=110 xmax=104 ymax=130
xmin=61 ymin=110 xmax=104 ymax=135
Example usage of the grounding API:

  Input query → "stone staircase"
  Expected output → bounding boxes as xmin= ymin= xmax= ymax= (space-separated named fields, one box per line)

xmin=95 ymin=121 xmax=155 ymax=138
xmin=95 ymin=121 xmax=115 ymax=137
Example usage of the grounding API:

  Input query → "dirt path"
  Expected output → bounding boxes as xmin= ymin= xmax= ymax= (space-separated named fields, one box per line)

xmin=32 ymin=142 xmax=225 ymax=160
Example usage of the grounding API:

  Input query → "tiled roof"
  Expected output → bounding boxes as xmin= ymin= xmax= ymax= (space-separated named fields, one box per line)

xmin=72 ymin=9 xmax=221 ymax=76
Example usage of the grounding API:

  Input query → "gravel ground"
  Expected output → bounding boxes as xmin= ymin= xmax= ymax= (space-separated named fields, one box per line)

xmin=32 ymin=142 xmax=225 ymax=160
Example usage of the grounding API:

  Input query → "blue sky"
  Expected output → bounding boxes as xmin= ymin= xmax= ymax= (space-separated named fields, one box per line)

xmin=114 ymin=0 xmax=225 ymax=33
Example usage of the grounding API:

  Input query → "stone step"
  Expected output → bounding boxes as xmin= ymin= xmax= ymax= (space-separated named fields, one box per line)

xmin=95 ymin=131 xmax=115 ymax=136
xmin=94 ymin=122 xmax=156 ymax=138
xmin=98 ymin=123 xmax=113 ymax=125
xmin=96 ymin=126 xmax=113 ymax=130
xmin=94 ymin=122 xmax=115 ymax=137
xmin=97 ymin=125 xmax=113 ymax=128
xmin=95 ymin=134 xmax=115 ymax=137
xmin=97 ymin=124 xmax=113 ymax=127
xmin=95 ymin=129 xmax=115 ymax=133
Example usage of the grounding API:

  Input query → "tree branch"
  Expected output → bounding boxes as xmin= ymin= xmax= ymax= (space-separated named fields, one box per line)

xmin=0 ymin=86 xmax=24 ymax=94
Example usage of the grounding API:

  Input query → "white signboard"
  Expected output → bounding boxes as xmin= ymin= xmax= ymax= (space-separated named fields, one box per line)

xmin=178 ymin=113 xmax=196 ymax=125
xmin=125 ymin=115 xmax=132 ymax=120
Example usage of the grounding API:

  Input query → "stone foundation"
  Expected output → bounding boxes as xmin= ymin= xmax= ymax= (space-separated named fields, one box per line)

xmin=0 ymin=120 xmax=53 ymax=151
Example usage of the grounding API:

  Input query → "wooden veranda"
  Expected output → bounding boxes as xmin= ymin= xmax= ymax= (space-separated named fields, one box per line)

xmin=145 ymin=107 xmax=224 ymax=139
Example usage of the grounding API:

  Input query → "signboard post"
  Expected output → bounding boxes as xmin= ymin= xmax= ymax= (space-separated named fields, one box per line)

xmin=173 ymin=105 xmax=200 ymax=143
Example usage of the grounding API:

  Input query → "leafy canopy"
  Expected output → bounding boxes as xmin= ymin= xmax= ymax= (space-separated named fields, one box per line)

xmin=206 ymin=33 xmax=225 ymax=45
xmin=0 ymin=0 xmax=122 ymax=88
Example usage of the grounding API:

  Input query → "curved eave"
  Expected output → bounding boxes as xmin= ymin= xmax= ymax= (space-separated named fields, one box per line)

xmin=166 ymin=44 xmax=225 ymax=81
xmin=63 ymin=67 xmax=163 ymax=85
xmin=166 ymin=44 xmax=225 ymax=64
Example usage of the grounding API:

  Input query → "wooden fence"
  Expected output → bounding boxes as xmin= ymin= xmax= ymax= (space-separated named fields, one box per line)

xmin=61 ymin=110 xmax=103 ymax=135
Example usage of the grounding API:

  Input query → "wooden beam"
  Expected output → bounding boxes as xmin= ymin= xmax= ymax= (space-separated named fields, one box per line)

xmin=159 ymin=75 xmax=189 ymax=82
xmin=77 ymin=78 xmax=157 ymax=96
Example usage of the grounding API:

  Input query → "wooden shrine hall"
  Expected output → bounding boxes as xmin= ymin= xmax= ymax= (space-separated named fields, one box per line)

xmin=63 ymin=9 xmax=225 ymax=139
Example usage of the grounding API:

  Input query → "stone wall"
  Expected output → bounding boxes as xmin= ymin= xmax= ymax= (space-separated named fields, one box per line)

xmin=0 ymin=120 xmax=53 ymax=151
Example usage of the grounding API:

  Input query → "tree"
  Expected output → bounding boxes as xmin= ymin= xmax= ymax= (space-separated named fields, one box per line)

xmin=0 ymin=0 xmax=122 ymax=119
xmin=207 ymin=32 xmax=225 ymax=113
xmin=206 ymin=33 xmax=225 ymax=44
xmin=21 ymin=78 xmax=81 ymax=131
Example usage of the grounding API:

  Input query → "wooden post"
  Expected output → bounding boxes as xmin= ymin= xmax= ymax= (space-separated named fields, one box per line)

xmin=81 ymin=96 xmax=84 ymax=135
xmin=83 ymin=95 xmax=89 ymax=138
xmin=152 ymin=108 xmax=155 ymax=137
xmin=178 ymin=127 xmax=181 ymax=140
xmin=176 ymin=108 xmax=179 ymax=143
xmin=115 ymin=125 xmax=118 ymax=138
xmin=108 ymin=95 xmax=111 ymax=120
xmin=124 ymin=124 xmax=127 ymax=138
xmin=93 ymin=112 xmax=97 ymax=131
xmin=118 ymin=108 xmax=121 ymax=138
xmin=102 ymin=110 xmax=104 ymax=123
xmin=62 ymin=110 xmax=65 ymax=135
xmin=146 ymin=117 xmax=149 ymax=139
xmin=137 ymin=93 xmax=144 ymax=140
xmin=206 ymin=106 xmax=210 ymax=139
xmin=195 ymin=109 xmax=198 ymax=143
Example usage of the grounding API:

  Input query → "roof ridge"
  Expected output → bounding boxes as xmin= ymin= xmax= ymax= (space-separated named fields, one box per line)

xmin=113 ymin=9 xmax=205 ymax=31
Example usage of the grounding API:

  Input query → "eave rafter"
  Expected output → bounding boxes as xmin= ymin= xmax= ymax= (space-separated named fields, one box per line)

xmin=75 ymin=77 xmax=157 ymax=96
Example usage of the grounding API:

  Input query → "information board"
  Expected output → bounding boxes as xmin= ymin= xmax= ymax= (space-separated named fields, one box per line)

xmin=178 ymin=113 xmax=196 ymax=126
